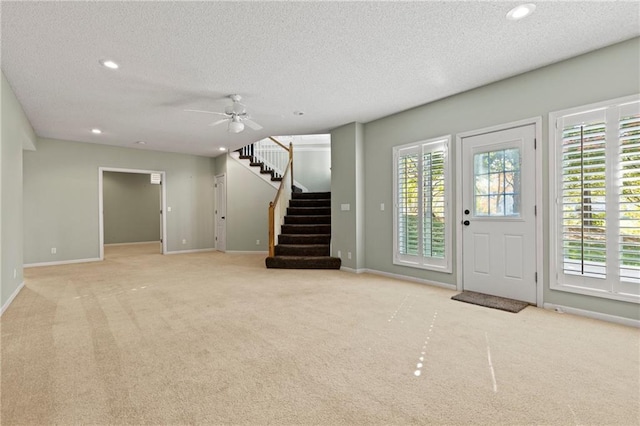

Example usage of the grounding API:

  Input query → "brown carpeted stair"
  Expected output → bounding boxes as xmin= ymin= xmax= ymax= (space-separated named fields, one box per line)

xmin=266 ymin=192 xmax=341 ymax=269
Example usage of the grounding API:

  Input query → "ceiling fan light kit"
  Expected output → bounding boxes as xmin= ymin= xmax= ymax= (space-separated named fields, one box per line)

xmin=185 ymin=94 xmax=262 ymax=134
xmin=228 ymin=118 xmax=245 ymax=133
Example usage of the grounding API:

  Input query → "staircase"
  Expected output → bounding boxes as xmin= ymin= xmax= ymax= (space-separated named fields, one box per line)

xmin=237 ymin=145 xmax=283 ymax=183
xmin=265 ymin=192 xmax=341 ymax=269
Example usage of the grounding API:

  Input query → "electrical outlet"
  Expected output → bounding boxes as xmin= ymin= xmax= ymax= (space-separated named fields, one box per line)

xmin=182 ymin=239 xmax=187 ymax=245
xmin=51 ymin=247 xmax=57 ymax=254
xmin=13 ymin=269 xmax=17 ymax=279
xmin=337 ymin=250 xmax=341 ymax=258
xmin=256 ymin=240 xmax=260 ymax=245
xmin=348 ymin=252 xmax=352 ymax=260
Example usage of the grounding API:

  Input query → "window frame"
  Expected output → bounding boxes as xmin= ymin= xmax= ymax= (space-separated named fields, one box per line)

xmin=393 ymin=135 xmax=452 ymax=273
xmin=549 ymin=94 xmax=640 ymax=304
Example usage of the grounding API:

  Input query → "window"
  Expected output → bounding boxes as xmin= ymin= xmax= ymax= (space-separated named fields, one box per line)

xmin=393 ymin=136 xmax=451 ymax=272
xmin=550 ymin=95 xmax=640 ymax=302
xmin=473 ymin=148 xmax=521 ymax=217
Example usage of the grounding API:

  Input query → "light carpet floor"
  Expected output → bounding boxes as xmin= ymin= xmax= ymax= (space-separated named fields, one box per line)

xmin=1 ymin=243 xmax=638 ymax=425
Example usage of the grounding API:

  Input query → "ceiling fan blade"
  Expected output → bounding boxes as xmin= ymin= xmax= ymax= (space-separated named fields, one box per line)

xmin=184 ymin=109 xmax=227 ymax=116
xmin=209 ymin=118 xmax=228 ymax=127
xmin=243 ymin=118 xmax=263 ymax=130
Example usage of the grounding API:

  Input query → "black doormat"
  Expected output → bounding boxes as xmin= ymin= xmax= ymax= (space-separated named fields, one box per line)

xmin=451 ymin=291 xmax=529 ymax=313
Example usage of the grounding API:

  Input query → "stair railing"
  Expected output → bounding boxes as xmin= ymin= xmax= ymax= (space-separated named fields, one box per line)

xmin=254 ymin=137 xmax=291 ymax=180
xmin=268 ymin=140 xmax=294 ymax=257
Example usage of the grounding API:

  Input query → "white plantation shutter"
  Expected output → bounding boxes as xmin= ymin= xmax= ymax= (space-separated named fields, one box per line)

xmin=423 ymin=148 xmax=446 ymax=259
xmin=397 ymin=147 xmax=420 ymax=256
xmin=560 ymin=116 xmax=607 ymax=281
xmin=618 ymin=102 xmax=640 ymax=294
xmin=552 ymin=96 xmax=640 ymax=301
xmin=394 ymin=137 xmax=450 ymax=272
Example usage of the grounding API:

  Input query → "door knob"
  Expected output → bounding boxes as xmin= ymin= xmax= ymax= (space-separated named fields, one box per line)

xmin=463 ymin=220 xmax=470 ymax=226
xmin=464 ymin=209 xmax=470 ymax=215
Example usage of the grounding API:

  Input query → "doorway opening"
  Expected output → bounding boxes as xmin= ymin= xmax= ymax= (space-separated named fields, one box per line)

xmin=98 ymin=167 xmax=167 ymax=260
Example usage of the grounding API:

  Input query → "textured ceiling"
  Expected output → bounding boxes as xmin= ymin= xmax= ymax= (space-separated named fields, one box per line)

xmin=1 ymin=1 xmax=639 ymax=157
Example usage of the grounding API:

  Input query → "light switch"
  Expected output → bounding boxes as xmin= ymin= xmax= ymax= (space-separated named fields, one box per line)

xmin=380 ymin=203 xmax=385 ymax=211
xmin=341 ymin=204 xmax=350 ymax=211
xmin=167 ymin=206 xmax=172 ymax=212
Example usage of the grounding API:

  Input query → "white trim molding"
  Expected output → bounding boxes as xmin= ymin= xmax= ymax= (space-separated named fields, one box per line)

xmin=104 ymin=241 xmax=161 ymax=247
xmin=24 ymin=258 xmax=102 ymax=268
xmin=1 ymin=281 xmax=25 ymax=316
xmin=223 ymin=250 xmax=269 ymax=254
xmin=543 ymin=303 xmax=640 ymax=328
xmin=340 ymin=266 xmax=367 ymax=274
xmin=363 ymin=268 xmax=457 ymax=291
xmin=165 ymin=248 xmax=217 ymax=255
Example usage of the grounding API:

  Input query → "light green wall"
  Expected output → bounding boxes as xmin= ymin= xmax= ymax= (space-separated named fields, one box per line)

xmin=294 ymin=150 xmax=331 ymax=192
xmin=225 ymin=156 xmax=276 ymax=251
xmin=23 ymin=138 xmax=216 ymax=263
xmin=1 ymin=71 xmax=36 ymax=309
xmin=103 ymin=172 xmax=161 ymax=244
xmin=348 ymin=37 xmax=639 ymax=320
xmin=214 ymin=153 xmax=227 ymax=175
xmin=330 ymin=122 xmax=365 ymax=270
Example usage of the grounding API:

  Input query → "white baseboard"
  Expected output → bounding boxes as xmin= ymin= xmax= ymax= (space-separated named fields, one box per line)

xmin=362 ymin=268 xmax=457 ymax=291
xmin=104 ymin=241 xmax=160 ymax=246
xmin=543 ymin=303 xmax=639 ymax=328
xmin=24 ymin=258 xmax=102 ymax=268
xmin=165 ymin=248 xmax=216 ymax=255
xmin=340 ymin=266 xmax=367 ymax=274
xmin=1 ymin=281 xmax=25 ymax=316
xmin=224 ymin=250 xmax=269 ymax=254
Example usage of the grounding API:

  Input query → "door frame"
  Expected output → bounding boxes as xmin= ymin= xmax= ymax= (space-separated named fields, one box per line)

xmin=98 ymin=167 xmax=167 ymax=260
xmin=214 ymin=173 xmax=227 ymax=252
xmin=455 ymin=117 xmax=543 ymax=307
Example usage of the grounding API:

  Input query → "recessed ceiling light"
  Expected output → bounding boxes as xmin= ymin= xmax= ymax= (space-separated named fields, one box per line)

xmin=91 ymin=128 xmax=102 ymax=134
xmin=219 ymin=147 xmax=227 ymax=151
xmin=506 ymin=4 xmax=536 ymax=21
xmin=135 ymin=141 xmax=146 ymax=145
xmin=99 ymin=59 xmax=119 ymax=69
xmin=293 ymin=111 xmax=305 ymax=116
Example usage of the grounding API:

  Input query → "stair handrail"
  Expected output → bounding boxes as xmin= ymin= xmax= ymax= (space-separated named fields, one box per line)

xmin=268 ymin=140 xmax=294 ymax=257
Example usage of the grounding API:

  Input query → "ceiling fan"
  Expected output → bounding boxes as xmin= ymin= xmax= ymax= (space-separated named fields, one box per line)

xmin=185 ymin=94 xmax=263 ymax=133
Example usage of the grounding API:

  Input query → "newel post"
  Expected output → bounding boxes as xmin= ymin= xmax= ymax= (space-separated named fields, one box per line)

xmin=268 ymin=201 xmax=275 ymax=257
xmin=289 ymin=142 xmax=294 ymax=191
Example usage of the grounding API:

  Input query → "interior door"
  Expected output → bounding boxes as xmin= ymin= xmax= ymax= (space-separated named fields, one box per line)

xmin=215 ymin=175 xmax=227 ymax=252
xmin=461 ymin=124 xmax=537 ymax=303
xmin=158 ymin=183 xmax=163 ymax=253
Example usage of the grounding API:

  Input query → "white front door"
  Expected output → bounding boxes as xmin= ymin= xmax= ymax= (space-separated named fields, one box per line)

xmin=461 ymin=124 xmax=537 ymax=303
xmin=215 ymin=175 xmax=227 ymax=252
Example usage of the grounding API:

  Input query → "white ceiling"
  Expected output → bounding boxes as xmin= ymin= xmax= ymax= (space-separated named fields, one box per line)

xmin=1 ymin=1 xmax=638 ymax=157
